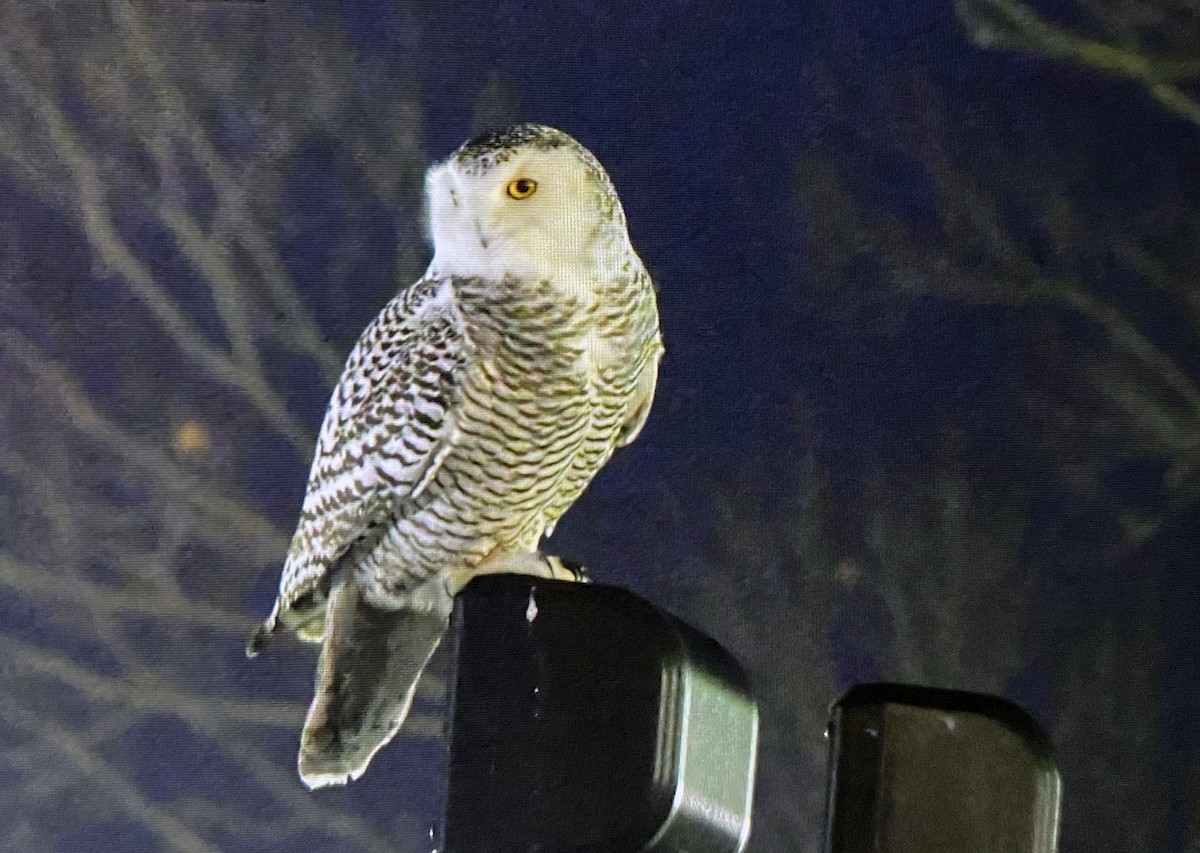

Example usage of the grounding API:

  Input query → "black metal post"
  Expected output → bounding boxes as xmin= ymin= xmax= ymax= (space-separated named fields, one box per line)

xmin=441 ymin=575 xmax=759 ymax=853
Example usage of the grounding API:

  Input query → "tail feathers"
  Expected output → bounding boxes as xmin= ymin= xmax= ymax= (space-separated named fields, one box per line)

xmin=298 ymin=572 xmax=449 ymax=790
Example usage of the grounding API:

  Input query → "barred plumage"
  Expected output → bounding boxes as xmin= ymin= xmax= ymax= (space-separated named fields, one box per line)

xmin=250 ymin=125 xmax=663 ymax=789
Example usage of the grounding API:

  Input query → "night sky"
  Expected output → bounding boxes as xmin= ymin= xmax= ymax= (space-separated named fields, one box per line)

xmin=342 ymin=0 xmax=1199 ymax=847
xmin=2 ymin=0 xmax=1198 ymax=849
xmin=316 ymin=0 xmax=1200 ymax=626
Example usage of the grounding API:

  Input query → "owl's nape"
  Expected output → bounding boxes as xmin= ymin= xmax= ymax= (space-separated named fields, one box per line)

xmin=298 ymin=571 xmax=450 ymax=789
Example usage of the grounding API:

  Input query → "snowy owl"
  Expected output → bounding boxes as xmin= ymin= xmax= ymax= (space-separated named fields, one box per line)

xmin=249 ymin=124 xmax=664 ymax=789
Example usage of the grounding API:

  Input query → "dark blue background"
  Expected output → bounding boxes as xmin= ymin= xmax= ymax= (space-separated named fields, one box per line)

xmin=1 ymin=0 xmax=1196 ymax=849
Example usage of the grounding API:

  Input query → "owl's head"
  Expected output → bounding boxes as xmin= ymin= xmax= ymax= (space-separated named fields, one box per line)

xmin=424 ymin=125 xmax=630 ymax=281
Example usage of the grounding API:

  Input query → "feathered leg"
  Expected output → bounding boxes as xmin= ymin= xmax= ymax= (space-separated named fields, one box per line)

xmin=444 ymin=548 xmax=588 ymax=596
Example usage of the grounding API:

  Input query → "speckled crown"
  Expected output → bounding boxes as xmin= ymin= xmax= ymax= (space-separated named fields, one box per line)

xmin=453 ymin=124 xmax=571 ymax=163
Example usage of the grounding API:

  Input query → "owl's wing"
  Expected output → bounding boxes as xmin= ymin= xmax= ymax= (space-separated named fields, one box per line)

xmin=616 ymin=332 xmax=664 ymax=448
xmin=616 ymin=273 xmax=664 ymax=449
xmin=250 ymin=277 xmax=467 ymax=649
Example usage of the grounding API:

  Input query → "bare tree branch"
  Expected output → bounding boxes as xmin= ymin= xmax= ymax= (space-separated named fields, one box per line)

xmin=1 ymin=328 xmax=288 ymax=560
xmin=957 ymin=0 xmax=1200 ymax=128
xmin=107 ymin=0 xmax=345 ymax=383
xmin=0 ymin=702 xmax=223 ymax=853
xmin=4 ymin=635 xmax=299 ymax=728
xmin=0 ymin=47 xmax=315 ymax=454
xmin=0 ymin=4 xmax=435 ymax=848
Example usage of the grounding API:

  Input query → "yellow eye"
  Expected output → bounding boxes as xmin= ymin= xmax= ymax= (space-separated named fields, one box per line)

xmin=505 ymin=178 xmax=538 ymax=200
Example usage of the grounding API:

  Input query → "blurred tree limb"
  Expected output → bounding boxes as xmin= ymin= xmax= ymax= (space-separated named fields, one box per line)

xmin=0 ymin=1 xmax=437 ymax=849
xmin=0 ymin=701 xmax=221 ymax=853
xmin=798 ymin=61 xmax=1200 ymax=527
xmin=0 ymin=35 xmax=313 ymax=453
xmin=794 ymin=8 xmax=1198 ymax=847
xmin=692 ymin=426 xmax=839 ymax=852
xmin=957 ymin=0 xmax=1200 ymax=127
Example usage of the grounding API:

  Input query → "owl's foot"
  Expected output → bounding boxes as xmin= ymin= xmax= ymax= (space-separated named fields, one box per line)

xmin=548 ymin=556 xmax=590 ymax=583
xmin=446 ymin=548 xmax=590 ymax=595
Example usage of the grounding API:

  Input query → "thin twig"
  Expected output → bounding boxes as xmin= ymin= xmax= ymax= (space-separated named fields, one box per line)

xmin=958 ymin=0 xmax=1200 ymax=129
xmin=0 ymin=702 xmax=222 ymax=853
xmin=0 ymin=50 xmax=314 ymax=454
xmin=3 ymin=636 xmax=300 ymax=728
xmin=109 ymin=0 xmax=350 ymax=383
xmin=1 ymin=328 xmax=289 ymax=560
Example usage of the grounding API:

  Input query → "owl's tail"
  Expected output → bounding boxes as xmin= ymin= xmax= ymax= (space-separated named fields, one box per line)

xmin=297 ymin=571 xmax=449 ymax=790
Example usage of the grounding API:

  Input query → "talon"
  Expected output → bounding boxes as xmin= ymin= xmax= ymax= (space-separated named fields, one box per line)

xmin=559 ymin=557 xmax=590 ymax=583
